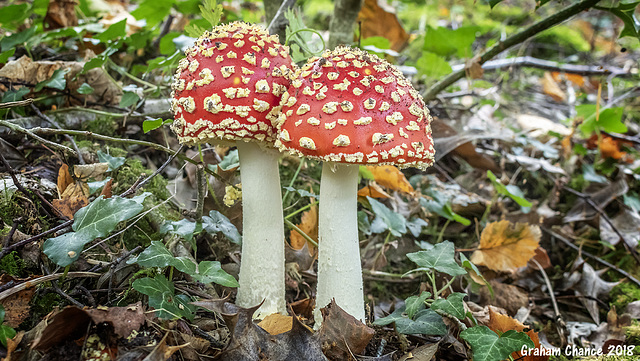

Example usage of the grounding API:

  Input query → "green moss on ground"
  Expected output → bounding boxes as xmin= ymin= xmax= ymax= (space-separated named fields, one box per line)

xmin=610 ymin=282 xmax=640 ymax=311
xmin=0 ymin=251 xmax=25 ymax=276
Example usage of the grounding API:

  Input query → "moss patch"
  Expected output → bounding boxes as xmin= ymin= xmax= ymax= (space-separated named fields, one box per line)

xmin=0 ymin=251 xmax=25 ymax=277
xmin=610 ymin=282 xmax=640 ymax=311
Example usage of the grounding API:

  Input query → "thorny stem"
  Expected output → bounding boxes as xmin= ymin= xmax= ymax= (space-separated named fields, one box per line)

xmin=423 ymin=0 xmax=603 ymax=100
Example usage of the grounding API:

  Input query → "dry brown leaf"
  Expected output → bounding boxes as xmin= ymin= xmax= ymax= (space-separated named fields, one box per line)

xmin=84 ymin=302 xmax=145 ymax=338
xmin=73 ymin=162 xmax=109 ymax=181
xmin=258 ymin=314 xmax=293 ymax=335
xmin=488 ymin=308 xmax=548 ymax=361
xmin=56 ymin=164 xmax=74 ymax=197
xmin=44 ymin=0 xmax=78 ymax=29
xmin=99 ymin=178 xmax=113 ymax=199
xmin=357 ymin=0 xmax=410 ymax=51
xmin=470 ymin=220 xmax=541 ymax=271
xmin=3 ymin=330 xmax=24 ymax=361
xmin=528 ymin=247 xmax=552 ymax=269
xmin=0 ymin=56 xmax=121 ymax=105
xmin=53 ymin=180 xmax=89 ymax=219
xmin=357 ymin=183 xmax=391 ymax=199
xmin=290 ymin=204 xmax=318 ymax=252
xmin=466 ymin=57 xmax=484 ymax=79
xmin=318 ymin=300 xmax=375 ymax=360
xmin=0 ymin=275 xmax=35 ymax=328
xmin=365 ymin=165 xmax=414 ymax=194
xmin=541 ymin=71 xmax=566 ymax=102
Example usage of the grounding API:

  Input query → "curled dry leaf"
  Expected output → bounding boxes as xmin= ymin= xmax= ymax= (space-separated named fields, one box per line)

xmin=318 ymin=300 xmax=375 ymax=360
xmin=471 ymin=220 xmax=541 ymax=272
xmin=357 ymin=0 xmax=410 ymax=51
xmin=541 ymin=71 xmax=566 ymax=102
xmin=44 ymin=0 xmax=78 ymax=29
xmin=0 ymin=56 xmax=121 ymax=105
xmin=365 ymin=165 xmax=415 ymax=194
xmin=358 ymin=182 xmax=391 ymax=199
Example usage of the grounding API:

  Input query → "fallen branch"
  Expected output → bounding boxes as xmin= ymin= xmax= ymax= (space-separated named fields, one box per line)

xmin=0 ymin=272 xmax=101 ymax=301
xmin=450 ymin=56 xmax=637 ymax=77
xmin=424 ymin=0 xmax=603 ymax=100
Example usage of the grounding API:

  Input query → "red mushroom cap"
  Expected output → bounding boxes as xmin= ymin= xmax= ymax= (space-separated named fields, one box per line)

xmin=170 ymin=22 xmax=295 ymax=145
xmin=275 ymin=47 xmax=435 ymax=170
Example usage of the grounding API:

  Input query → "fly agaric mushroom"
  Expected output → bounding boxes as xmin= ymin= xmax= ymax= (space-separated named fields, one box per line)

xmin=171 ymin=22 xmax=295 ymax=318
xmin=275 ymin=46 xmax=435 ymax=324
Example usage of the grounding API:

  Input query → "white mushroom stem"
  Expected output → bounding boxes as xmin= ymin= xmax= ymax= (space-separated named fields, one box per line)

xmin=314 ymin=162 xmax=365 ymax=326
xmin=235 ymin=141 xmax=286 ymax=318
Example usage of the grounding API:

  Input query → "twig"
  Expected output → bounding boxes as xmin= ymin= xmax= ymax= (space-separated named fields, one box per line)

xmin=0 ymin=99 xmax=33 ymax=109
xmin=0 ymin=153 xmax=57 ymax=218
xmin=450 ymin=56 xmax=637 ymax=77
xmin=424 ymin=0 xmax=603 ymax=100
xmin=0 ymin=119 xmax=76 ymax=155
xmin=267 ymin=0 xmax=296 ymax=36
xmin=29 ymin=103 xmax=85 ymax=164
xmin=562 ymin=185 xmax=640 ymax=264
xmin=120 ymin=144 xmax=184 ymax=198
xmin=0 ymin=272 xmax=101 ymax=301
xmin=531 ymin=258 xmax=565 ymax=343
xmin=542 ymin=227 xmax=640 ymax=287
xmin=195 ymin=164 xmax=206 ymax=222
xmin=3 ymin=218 xmax=21 ymax=249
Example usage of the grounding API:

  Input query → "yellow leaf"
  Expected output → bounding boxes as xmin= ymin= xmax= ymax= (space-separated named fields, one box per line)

xmin=56 ymin=164 xmax=73 ymax=197
xmin=290 ymin=205 xmax=318 ymax=252
xmin=357 ymin=183 xmax=390 ymax=199
xmin=365 ymin=165 xmax=414 ymax=194
xmin=541 ymin=71 xmax=566 ymax=102
xmin=258 ymin=313 xmax=293 ymax=335
xmin=470 ymin=221 xmax=540 ymax=271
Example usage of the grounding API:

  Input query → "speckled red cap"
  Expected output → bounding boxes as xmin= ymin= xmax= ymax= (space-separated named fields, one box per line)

xmin=275 ymin=46 xmax=435 ymax=170
xmin=170 ymin=22 xmax=295 ymax=145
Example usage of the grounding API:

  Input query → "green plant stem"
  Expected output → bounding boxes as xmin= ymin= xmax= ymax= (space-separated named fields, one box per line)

xmin=284 ymin=218 xmax=318 ymax=247
xmin=428 ymin=270 xmax=440 ymax=299
xmin=423 ymin=0 xmax=603 ymax=100
xmin=436 ymin=219 xmax=451 ymax=243
xmin=282 ymin=158 xmax=305 ymax=206
xmin=437 ymin=276 xmax=456 ymax=296
xmin=285 ymin=200 xmax=317 ymax=220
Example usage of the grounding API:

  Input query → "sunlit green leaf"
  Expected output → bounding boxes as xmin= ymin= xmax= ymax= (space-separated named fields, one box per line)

xmin=416 ymin=52 xmax=452 ymax=78
xmin=577 ymin=104 xmax=627 ymax=136
xmin=460 ymin=326 xmax=534 ymax=361
xmin=95 ymin=19 xmax=127 ymax=43
xmin=0 ymin=49 xmax=15 ymax=65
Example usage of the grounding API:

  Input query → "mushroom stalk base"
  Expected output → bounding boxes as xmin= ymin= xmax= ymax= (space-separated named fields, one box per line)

xmin=235 ymin=141 xmax=286 ymax=318
xmin=314 ymin=163 xmax=365 ymax=325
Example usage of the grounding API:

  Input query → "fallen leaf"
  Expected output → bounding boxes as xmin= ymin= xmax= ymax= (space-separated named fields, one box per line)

xmin=487 ymin=308 xmax=549 ymax=361
xmin=44 ymin=0 xmax=78 ymax=29
xmin=0 ymin=56 xmax=121 ymax=105
xmin=0 ymin=275 xmax=37 ymax=328
xmin=471 ymin=221 xmax=541 ymax=271
xmin=56 ymin=164 xmax=73 ymax=197
xmin=358 ymin=183 xmax=391 ymax=199
xmin=476 ymin=281 xmax=529 ymax=316
xmin=541 ymin=71 xmax=566 ymax=102
xmin=564 ymin=178 xmax=628 ymax=223
xmin=398 ymin=343 xmax=439 ymax=361
xmin=365 ymin=165 xmax=414 ymax=194
xmin=318 ymin=300 xmax=375 ymax=360
xmin=73 ymin=162 xmax=109 ymax=181
xmin=357 ymin=0 xmax=410 ymax=51
xmin=466 ymin=57 xmax=484 ymax=79
xmin=32 ymin=307 xmax=92 ymax=351
xmin=193 ymin=300 xmax=327 ymax=361
xmin=85 ymin=302 xmax=145 ymax=338
xmin=528 ymin=247 xmax=552 ymax=269
xmin=144 ymin=332 xmax=190 ymax=361
xmin=290 ymin=204 xmax=318 ymax=252
xmin=99 ymin=178 xmax=113 ymax=199
xmin=569 ymin=262 xmax=620 ymax=323
xmin=258 ymin=313 xmax=294 ymax=335
xmin=3 ymin=331 xmax=24 ymax=361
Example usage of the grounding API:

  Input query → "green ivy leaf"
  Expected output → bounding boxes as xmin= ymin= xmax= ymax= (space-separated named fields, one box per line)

xmin=77 ymin=82 xmax=94 ymax=95
xmin=97 ymin=150 xmax=125 ymax=171
xmin=285 ymin=9 xmax=324 ymax=63
xmin=487 ymin=171 xmax=532 ymax=208
xmin=419 ymin=194 xmax=471 ymax=226
xmin=459 ymin=253 xmax=494 ymax=298
xmin=431 ymin=292 xmax=466 ymax=320
xmin=416 ymin=52 xmax=452 ymax=78
xmin=193 ymin=261 xmax=239 ymax=287
xmin=396 ymin=309 xmax=447 ymax=335
xmin=216 ymin=149 xmax=239 ymax=171
xmin=43 ymin=193 xmax=148 ymax=266
xmin=34 ymin=68 xmax=70 ymax=92
xmin=132 ymin=275 xmax=196 ymax=320
xmin=0 ymin=4 xmax=29 ymax=27
xmin=405 ymin=291 xmax=431 ymax=319
xmin=0 ymin=49 xmax=15 ymax=65
xmin=160 ymin=219 xmax=201 ymax=242
xmin=0 ymin=25 xmax=38 ymax=52
xmin=282 ymin=186 xmax=318 ymax=199
xmin=1 ymin=87 xmax=30 ymax=103
xmin=368 ymin=197 xmax=407 ymax=237
xmin=202 ymin=210 xmax=241 ymax=244
xmin=0 ymin=324 xmax=16 ymax=348
xmin=119 ymin=91 xmax=140 ymax=108
xmin=95 ymin=19 xmax=127 ymax=43
xmin=407 ymin=241 xmax=467 ymax=277
xmin=142 ymin=118 xmax=171 ymax=133
xmin=577 ymin=104 xmax=627 ymax=136
xmin=460 ymin=326 xmax=534 ymax=361
xmin=133 ymin=241 xmax=176 ymax=268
